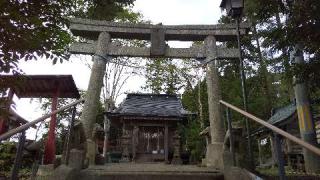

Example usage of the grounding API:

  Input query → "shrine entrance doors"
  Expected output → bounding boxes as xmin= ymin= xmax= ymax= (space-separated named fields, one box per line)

xmin=137 ymin=126 xmax=165 ymax=162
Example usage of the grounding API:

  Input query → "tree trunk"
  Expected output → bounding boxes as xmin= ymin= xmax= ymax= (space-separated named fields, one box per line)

xmin=275 ymin=9 xmax=294 ymax=101
xmin=253 ymin=24 xmax=272 ymax=116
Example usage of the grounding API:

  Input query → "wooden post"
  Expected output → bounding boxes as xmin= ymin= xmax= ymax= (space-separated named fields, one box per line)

xmin=62 ymin=106 xmax=77 ymax=165
xmin=43 ymin=85 xmax=60 ymax=164
xmin=132 ymin=125 xmax=138 ymax=161
xmin=157 ymin=127 xmax=160 ymax=151
xmin=103 ymin=117 xmax=110 ymax=163
xmin=103 ymin=98 xmax=110 ymax=162
xmin=80 ymin=32 xmax=110 ymax=165
xmin=0 ymin=88 xmax=14 ymax=135
xmin=274 ymin=132 xmax=286 ymax=180
xmin=164 ymin=123 xmax=169 ymax=162
xmin=226 ymin=107 xmax=236 ymax=166
xmin=0 ymin=116 xmax=7 ymax=136
xmin=10 ymin=131 xmax=26 ymax=180
xmin=257 ymin=138 xmax=263 ymax=166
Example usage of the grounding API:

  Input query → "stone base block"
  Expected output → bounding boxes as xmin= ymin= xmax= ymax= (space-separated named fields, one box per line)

xmin=69 ymin=149 xmax=85 ymax=170
xmin=51 ymin=164 xmax=78 ymax=180
xmin=201 ymin=158 xmax=207 ymax=166
xmin=224 ymin=166 xmax=261 ymax=180
xmin=205 ymin=142 xmax=224 ymax=170
xmin=222 ymin=151 xmax=234 ymax=168
xmin=36 ymin=164 xmax=54 ymax=180
xmin=86 ymin=139 xmax=96 ymax=166
xmin=171 ymin=157 xmax=182 ymax=165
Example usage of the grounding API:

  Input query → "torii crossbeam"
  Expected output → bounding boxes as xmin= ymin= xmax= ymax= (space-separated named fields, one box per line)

xmin=69 ymin=18 xmax=250 ymax=59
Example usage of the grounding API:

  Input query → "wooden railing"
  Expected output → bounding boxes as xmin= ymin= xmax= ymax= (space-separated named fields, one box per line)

xmin=220 ymin=100 xmax=320 ymax=180
xmin=0 ymin=99 xmax=84 ymax=180
xmin=0 ymin=99 xmax=84 ymax=141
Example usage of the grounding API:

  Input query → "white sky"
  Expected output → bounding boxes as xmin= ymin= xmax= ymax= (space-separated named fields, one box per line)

xmin=13 ymin=0 xmax=223 ymax=139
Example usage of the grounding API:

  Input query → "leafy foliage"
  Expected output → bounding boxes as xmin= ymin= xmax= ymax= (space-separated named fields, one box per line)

xmin=0 ymin=0 xmax=137 ymax=73
xmin=143 ymin=58 xmax=197 ymax=94
xmin=36 ymin=96 xmax=84 ymax=154
xmin=0 ymin=141 xmax=33 ymax=179
xmin=36 ymin=90 xmax=106 ymax=154
xmin=178 ymin=119 xmax=206 ymax=163
xmin=0 ymin=142 xmax=16 ymax=172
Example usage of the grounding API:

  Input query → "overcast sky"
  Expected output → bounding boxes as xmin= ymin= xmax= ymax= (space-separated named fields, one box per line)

xmin=14 ymin=0 xmax=223 ymax=139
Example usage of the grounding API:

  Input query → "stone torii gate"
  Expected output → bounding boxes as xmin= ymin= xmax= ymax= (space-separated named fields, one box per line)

xmin=69 ymin=18 xmax=248 ymax=169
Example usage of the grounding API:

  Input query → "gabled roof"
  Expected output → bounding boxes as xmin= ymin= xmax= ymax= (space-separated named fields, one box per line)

xmin=268 ymin=103 xmax=296 ymax=125
xmin=8 ymin=107 xmax=36 ymax=128
xmin=109 ymin=93 xmax=193 ymax=118
xmin=252 ymin=103 xmax=297 ymax=136
xmin=253 ymin=100 xmax=320 ymax=136
xmin=0 ymin=98 xmax=35 ymax=129
xmin=220 ymin=0 xmax=227 ymax=8
xmin=0 ymin=75 xmax=80 ymax=98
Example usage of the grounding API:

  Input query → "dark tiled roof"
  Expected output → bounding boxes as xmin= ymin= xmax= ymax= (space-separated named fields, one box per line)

xmin=112 ymin=93 xmax=192 ymax=118
xmin=268 ymin=103 xmax=296 ymax=125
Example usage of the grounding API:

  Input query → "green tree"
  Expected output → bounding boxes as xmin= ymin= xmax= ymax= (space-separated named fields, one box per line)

xmin=36 ymin=92 xmax=105 ymax=154
xmin=143 ymin=58 xmax=196 ymax=94
xmin=0 ymin=0 xmax=137 ymax=73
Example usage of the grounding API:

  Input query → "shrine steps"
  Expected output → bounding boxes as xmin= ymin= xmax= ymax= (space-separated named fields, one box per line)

xmin=77 ymin=163 xmax=224 ymax=180
xmin=77 ymin=171 xmax=224 ymax=180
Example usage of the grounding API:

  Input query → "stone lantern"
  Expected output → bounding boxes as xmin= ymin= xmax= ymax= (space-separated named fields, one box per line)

xmin=171 ymin=130 xmax=182 ymax=164
xmin=220 ymin=0 xmax=244 ymax=18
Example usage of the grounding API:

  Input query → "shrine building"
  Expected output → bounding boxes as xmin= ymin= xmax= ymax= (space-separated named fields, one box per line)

xmin=105 ymin=93 xmax=193 ymax=163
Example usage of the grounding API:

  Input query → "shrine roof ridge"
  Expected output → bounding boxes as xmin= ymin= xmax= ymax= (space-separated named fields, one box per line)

xmin=107 ymin=93 xmax=193 ymax=118
xmin=126 ymin=93 xmax=179 ymax=98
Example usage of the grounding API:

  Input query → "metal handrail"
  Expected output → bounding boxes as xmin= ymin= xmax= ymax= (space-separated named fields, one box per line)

xmin=220 ymin=100 xmax=320 ymax=156
xmin=0 ymin=99 xmax=85 ymax=141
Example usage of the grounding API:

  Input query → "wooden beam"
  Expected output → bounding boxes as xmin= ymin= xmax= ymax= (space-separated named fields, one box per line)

xmin=69 ymin=18 xmax=250 ymax=41
xmin=164 ymin=124 xmax=169 ymax=162
xmin=70 ymin=42 xmax=239 ymax=59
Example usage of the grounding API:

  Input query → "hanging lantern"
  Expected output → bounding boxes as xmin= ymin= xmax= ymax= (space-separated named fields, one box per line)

xmin=220 ymin=0 xmax=244 ymax=18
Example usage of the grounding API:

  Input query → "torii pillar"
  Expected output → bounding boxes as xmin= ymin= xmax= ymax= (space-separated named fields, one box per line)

xmin=80 ymin=32 xmax=110 ymax=165
xmin=205 ymin=36 xmax=225 ymax=169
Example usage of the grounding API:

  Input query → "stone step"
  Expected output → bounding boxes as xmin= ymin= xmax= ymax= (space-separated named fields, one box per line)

xmin=77 ymin=171 xmax=224 ymax=180
xmin=77 ymin=163 xmax=224 ymax=180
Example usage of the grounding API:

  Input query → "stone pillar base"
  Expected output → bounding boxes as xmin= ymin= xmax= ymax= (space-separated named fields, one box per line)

xmin=201 ymin=158 xmax=207 ymax=166
xmin=36 ymin=164 xmax=54 ymax=180
xmin=52 ymin=164 xmax=78 ymax=180
xmin=69 ymin=149 xmax=85 ymax=170
xmin=171 ymin=156 xmax=182 ymax=165
xmin=224 ymin=166 xmax=255 ymax=180
xmin=86 ymin=139 xmax=96 ymax=166
xmin=223 ymin=150 xmax=234 ymax=168
xmin=205 ymin=142 xmax=224 ymax=169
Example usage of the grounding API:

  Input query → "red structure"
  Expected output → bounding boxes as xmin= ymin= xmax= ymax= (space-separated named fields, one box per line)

xmin=0 ymin=75 xmax=80 ymax=164
xmin=0 ymin=89 xmax=34 ymax=135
